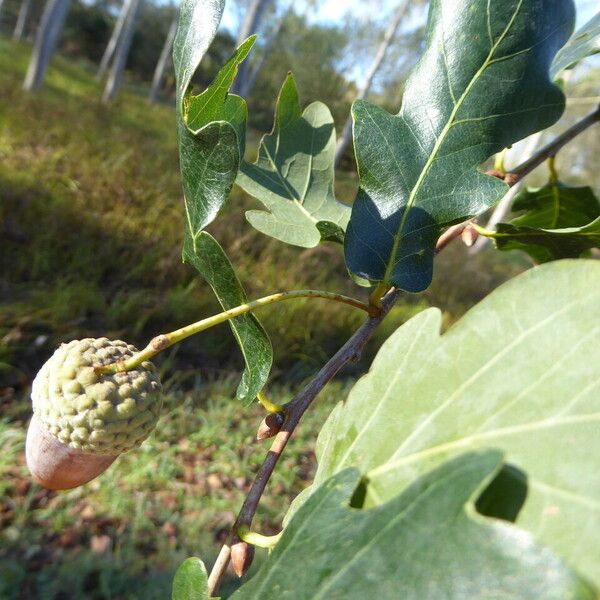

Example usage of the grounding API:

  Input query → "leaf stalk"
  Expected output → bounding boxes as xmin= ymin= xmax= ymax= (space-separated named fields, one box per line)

xmin=95 ymin=290 xmax=375 ymax=375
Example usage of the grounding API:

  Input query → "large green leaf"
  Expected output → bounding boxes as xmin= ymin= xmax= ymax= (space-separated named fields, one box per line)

xmin=183 ymin=234 xmax=272 ymax=405
xmin=173 ymin=2 xmax=272 ymax=403
xmin=551 ymin=11 xmax=600 ymax=78
xmin=237 ymin=73 xmax=350 ymax=248
xmin=235 ymin=452 xmax=594 ymax=599
xmin=172 ymin=557 xmax=209 ymax=600
xmin=475 ymin=182 xmax=600 ymax=262
xmin=302 ymin=260 xmax=600 ymax=587
xmin=344 ymin=0 xmax=574 ymax=292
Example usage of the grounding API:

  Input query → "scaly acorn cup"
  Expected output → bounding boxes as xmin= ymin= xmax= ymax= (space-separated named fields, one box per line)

xmin=26 ymin=338 xmax=162 ymax=490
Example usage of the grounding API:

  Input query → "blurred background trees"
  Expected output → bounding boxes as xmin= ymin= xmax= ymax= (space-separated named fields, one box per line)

xmin=0 ymin=0 xmax=430 ymax=111
xmin=1 ymin=1 xmax=598 ymax=597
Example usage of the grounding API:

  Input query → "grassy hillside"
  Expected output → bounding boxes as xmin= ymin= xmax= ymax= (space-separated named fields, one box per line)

xmin=0 ymin=37 xmax=527 ymax=599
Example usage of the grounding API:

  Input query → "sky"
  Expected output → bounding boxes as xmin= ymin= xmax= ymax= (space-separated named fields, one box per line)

xmin=223 ymin=0 xmax=598 ymax=31
xmin=221 ymin=0 xmax=598 ymax=86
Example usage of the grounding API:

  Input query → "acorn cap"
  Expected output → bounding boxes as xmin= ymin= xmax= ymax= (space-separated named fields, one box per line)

xmin=31 ymin=338 xmax=162 ymax=454
xmin=27 ymin=338 xmax=162 ymax=489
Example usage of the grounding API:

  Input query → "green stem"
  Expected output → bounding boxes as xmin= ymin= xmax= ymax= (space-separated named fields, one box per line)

xmin=547 ymin=155 xmax=559 ymax=183
xmin=237 ymin=525 xmax=282 ymax=549
xmin=494 ymin=147 xmax=508 ymax=173
xmin=96 ymin=290 xmax=376 ymax=375
xmin=257 ymin=391 xmax=284 ymax=413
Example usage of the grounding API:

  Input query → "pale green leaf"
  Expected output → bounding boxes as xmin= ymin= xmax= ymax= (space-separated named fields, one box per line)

xmin=344 ymin=0 xmax=574 ymax=292
xmin=551 ymin=11 xmax=600 ymax=78
xmin=305 ymin=260 xmax=600 ymax=587
xmin=237 ymin=73 xmax=350 ymax=248
xmin=235 ymin=452 xmax=594 ymax=599
xmin=172 ymin=557 xmax=209 ymax=600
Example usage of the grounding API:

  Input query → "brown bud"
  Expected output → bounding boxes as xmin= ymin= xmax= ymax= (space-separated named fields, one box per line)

xmin=256 ymin=412 xmax=284 ymax=442
xmin=26 ymin=414 xmax=118 ymax=490
xmin=231 ymin=541 xmax=255 ymax=578
xmin=461 ymin=224 xmax=479 ymax=247
xmin=487 ymin=168 xmax=505 ymax=180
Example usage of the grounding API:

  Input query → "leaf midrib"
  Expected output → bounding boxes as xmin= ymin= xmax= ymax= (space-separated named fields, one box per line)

xmin=261 ymin=136 xmax=318 ymax=224
xmin=381 ymin=0 xmax=524 ymax=284
xmin=369 ymin=411 xmax=600 ymax=480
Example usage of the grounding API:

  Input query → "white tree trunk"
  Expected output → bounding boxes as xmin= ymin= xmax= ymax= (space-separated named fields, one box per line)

xmin=148 ymin=14 xmax=178 ymax=104
xmin=334 ymin=0 xmax=411 ymax=166
xmin=469 ymin=132 xmax=544 ymax=254
xmin=239 ymin=5 xmax=289 ymax=98
xmin=101 ymin=0 xmax=142 ymax=104
xmin=13 ymin=0 xmax=33 ymax=41
xmin=231 ymin=0 xmax=273 ymax=95
xmin=96 ymin=0 xmax=133 ymax=81
xmin=23 ymin=0 xmax=71 ymax=91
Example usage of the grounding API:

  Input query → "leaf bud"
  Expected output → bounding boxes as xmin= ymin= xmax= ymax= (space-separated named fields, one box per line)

xmin=231 ymin=540 xmax=255 ymax=578
xmin=256 ymin=411 xmax=284 ymax=442
xmin=461 ymin=224 xmax=479 ymax=247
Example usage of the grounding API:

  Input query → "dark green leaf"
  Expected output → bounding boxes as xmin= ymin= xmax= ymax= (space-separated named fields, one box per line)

xmin=172 ymin=557 xmax=209 ymax=600
xmin=235 ymin=452 xmax=594 ymax=599
xmin=173 ymin=2 xmax=272 ymax=403
xmin=176 ymin=34 xmax=256 ymax=233
xmin=476 ymin=218 xmax=600 ymax=262
xmin=475 ymin=182 xmax=600 ymax=261
xmin=511 ymin=182 xmax=600 ymax=229
xmin=300 ymin=260 xmax=600 ymax=586
xmin=183 ymin=233 xmax=272 ymax=405
xmin=551 ymin=11 xmax=600 ymax=78
xmin=237 ymin=73 xmax=350 ymax=248
xmin=344 ymin=0 xmax=574 ymax=292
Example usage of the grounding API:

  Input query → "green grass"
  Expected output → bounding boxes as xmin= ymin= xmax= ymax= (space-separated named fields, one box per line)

xmin=0 ymin=379 xmax=350 ymax=599
xmin=0 ymin=36 xmax=528 ymax=599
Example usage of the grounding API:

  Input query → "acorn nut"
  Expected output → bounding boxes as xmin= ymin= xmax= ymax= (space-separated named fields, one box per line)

xmin=26 ymin=338 xmax=162 ymax=490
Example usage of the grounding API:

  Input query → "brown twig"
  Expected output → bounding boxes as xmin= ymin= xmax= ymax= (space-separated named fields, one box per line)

xmin=433 ymin=106 xmax=600 ymax=253
xmin=206 ymin=289 xmax=400 ymax=595
xmin=510 ymin=106 xmax=600 ymax=181
xmin=206 ymin=106 xmax=600 ymax=597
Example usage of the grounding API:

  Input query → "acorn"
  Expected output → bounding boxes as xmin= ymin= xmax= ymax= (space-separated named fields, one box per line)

xmin=26 ymin=338 xmax=162 ymax=490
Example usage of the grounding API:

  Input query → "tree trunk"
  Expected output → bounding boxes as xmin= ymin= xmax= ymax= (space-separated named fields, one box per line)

xmin=96 ymin=0 xmax=133 ymax=81
xmin=334 ymin=0 xmax=411 ymax=166
xmin=239 ymin=5 xmax=289 ymax=98
xmin=231 ymin=0 xmax=273 ymax=95
xmin=23 ymin=0 xmax=70 ymax=91
xmin=148 ymin=14 xmax=178 ymax=104
xmin=101 ymin=0 xmax=141 ymax=104
xmin=13 ymin=0 xmax=33 ymax=41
